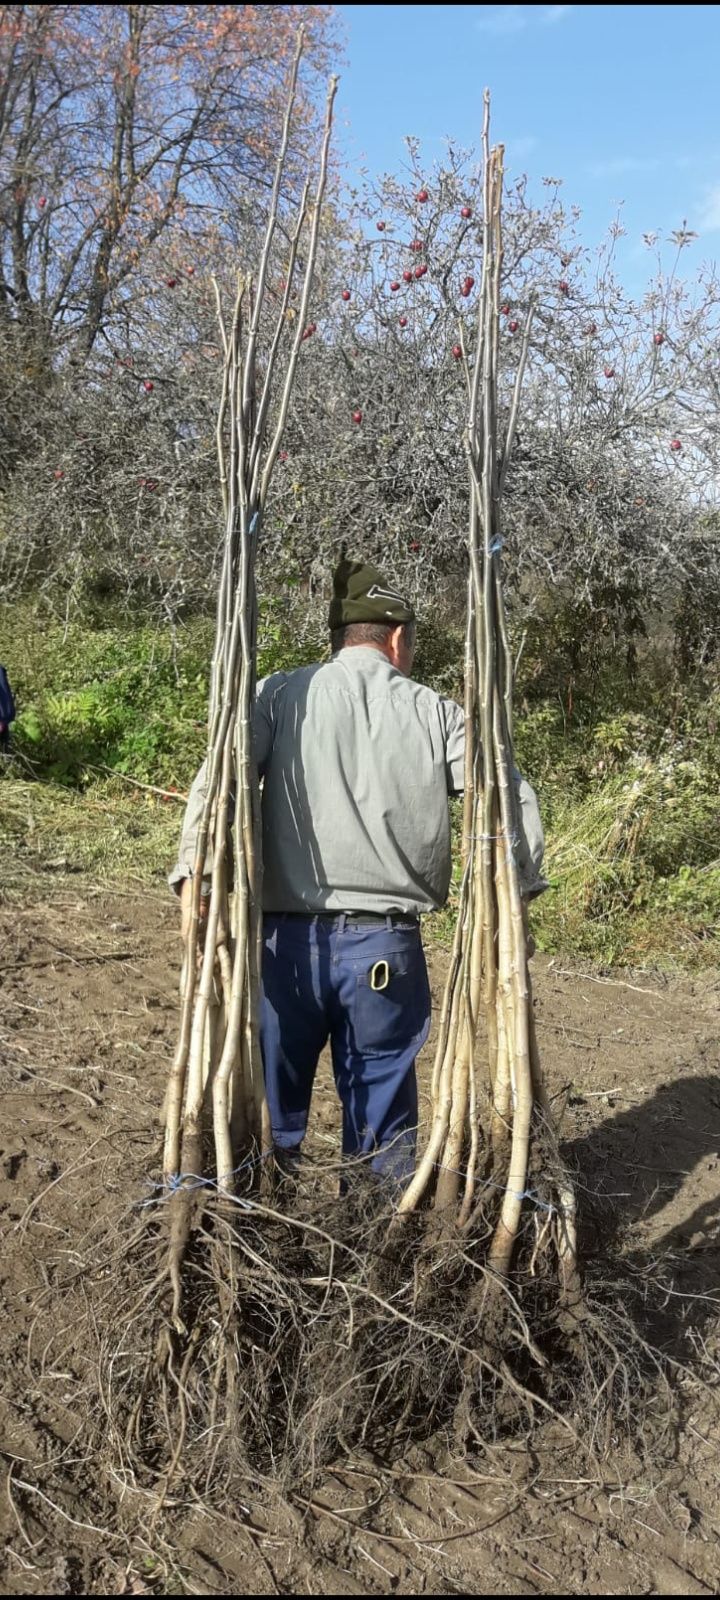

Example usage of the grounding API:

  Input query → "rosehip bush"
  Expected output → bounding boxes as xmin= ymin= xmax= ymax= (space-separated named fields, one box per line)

xmin=1 ymin=117 xmax=719 ymax=682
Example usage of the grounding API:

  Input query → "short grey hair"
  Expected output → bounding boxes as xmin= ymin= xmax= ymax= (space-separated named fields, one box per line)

xmin=331 ymin=620 xmax=417 ymax=655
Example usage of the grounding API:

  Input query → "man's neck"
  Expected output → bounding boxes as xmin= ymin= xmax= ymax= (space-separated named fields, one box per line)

xmin=336 ymin=641 xmax=392 ymax=663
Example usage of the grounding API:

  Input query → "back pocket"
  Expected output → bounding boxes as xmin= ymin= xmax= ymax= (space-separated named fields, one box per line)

xmin=354 ymin=948 xmax=430 ymax=1057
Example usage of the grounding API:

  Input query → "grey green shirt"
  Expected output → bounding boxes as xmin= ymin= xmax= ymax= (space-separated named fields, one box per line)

xmin=169 ymin=645 xmax=547 ymax=915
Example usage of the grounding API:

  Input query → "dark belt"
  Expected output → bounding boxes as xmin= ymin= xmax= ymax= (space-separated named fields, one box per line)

xmin=280 ymin=910 xmax=419 ymax=927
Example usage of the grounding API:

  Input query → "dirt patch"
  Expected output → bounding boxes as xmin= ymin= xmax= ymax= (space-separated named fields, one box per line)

xmin=1 ymin=880 xmax=719 ymax=1594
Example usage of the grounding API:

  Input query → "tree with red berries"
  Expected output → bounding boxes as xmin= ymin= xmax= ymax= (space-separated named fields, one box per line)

xmin=263 ymin=162 xmax=720 ymax=675
xmin=2 ymin=39 xmax=719 ymax=681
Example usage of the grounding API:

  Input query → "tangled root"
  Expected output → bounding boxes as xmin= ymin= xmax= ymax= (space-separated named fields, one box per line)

xmin=28 ymin=1147 xmax=675 ymax=1518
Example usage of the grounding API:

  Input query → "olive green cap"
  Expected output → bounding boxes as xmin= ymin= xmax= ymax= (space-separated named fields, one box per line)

xmin=328 ymin=558 xmax=415 ymax=629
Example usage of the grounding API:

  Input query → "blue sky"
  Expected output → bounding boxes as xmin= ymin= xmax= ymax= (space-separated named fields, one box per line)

xmin=335 ymin=4 xmax=719 ymax=290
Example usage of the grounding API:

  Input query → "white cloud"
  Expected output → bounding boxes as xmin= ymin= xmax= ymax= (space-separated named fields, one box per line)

xmin=476 ymin=3 xmax=572 ymax=34
xmin=511 ymin=135 xmax=539 ymax=159
xmin=699 ymin=184 xmax=720 ymax=232
xmin=588 ymin=156 xmax=661 ymax=178
xmin=476 ymin=4 xmax=574 ymax=35
xmin=476 ymin=5 xmax=527 ymax=35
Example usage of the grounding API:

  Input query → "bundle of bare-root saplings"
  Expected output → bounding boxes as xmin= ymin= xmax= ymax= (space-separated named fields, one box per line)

xmin=36 ymin=79 xmax=659 ymax=1517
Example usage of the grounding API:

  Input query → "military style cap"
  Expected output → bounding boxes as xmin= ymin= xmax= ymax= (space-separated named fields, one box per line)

xmin=328 ymin=558 xmax=416 ymax=629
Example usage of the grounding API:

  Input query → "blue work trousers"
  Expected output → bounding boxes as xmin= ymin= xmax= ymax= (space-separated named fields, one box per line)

xmin=261 ymin=914 xmax=432 ymax=1180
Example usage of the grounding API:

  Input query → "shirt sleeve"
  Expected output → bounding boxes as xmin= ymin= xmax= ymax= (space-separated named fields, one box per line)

xmin=440 ymin=697 xmax=466 ymax=794
xmin=168 ymin=758 xmax=212 ymax=895
xmin=253 ymin=673 xmax=280 ymax=777
xmin=513 ymin=770 xmax=549 ymax=900
xmin=169 ymin=674 xmax=285 ymax=895
xmin=439 ymin=696 xmax=548 ymax=899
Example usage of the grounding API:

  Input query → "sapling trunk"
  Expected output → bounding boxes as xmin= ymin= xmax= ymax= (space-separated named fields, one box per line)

xmin=398 ymin=95 xmax=577 ymax=1294
xmin=160 ymin=33 xmax=338 ymax=1312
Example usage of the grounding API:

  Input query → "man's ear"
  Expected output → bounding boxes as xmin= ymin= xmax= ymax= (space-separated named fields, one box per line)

xmin=386 ymin=626 xmax=404 ymax=662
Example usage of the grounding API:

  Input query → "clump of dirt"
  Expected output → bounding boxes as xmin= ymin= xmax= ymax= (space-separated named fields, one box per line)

xmin=1 ymin=882 xmax=719 ymax=1595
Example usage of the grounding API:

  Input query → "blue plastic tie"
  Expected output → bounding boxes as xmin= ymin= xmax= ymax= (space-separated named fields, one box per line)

xmin=142 ymin=1155 xmax=558 ymax=1220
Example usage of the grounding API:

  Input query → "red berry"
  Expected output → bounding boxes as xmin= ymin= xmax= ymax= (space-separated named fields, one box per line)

xmin=341 ymin=289 xmax=351 ymax=301
xmin=508 ymin=320 xmax=519 ymax=333
xmin=559 ymin=279 xmax=570 ymax=295
xmin=465 ymin=275 xmax=475 ymax=290
xmin=399 ymin=316 xmax=408 ymax=328
xmin=603 ymin=367 xmax=615 ymax=378
xmin=416 ymin=188 xmax=429 ymax=203
xmin=410 ymin=239 xmax=423 ymax=252
xmin=166 ymin=277 xmax=177 ymax=288
xmin=460 ymin=206 xmax=472 ymax=219
xmin=500 ymin=304 xmax=510 ymax=316
xmin=186 ymin=265 xmax=195 ymax=275
xmin=670 ymin=438 xmax=682 ymax=451
xmin=53 ymin=468 xmax=64 ymax=480
xmin=452 ymin=344 xmax=462 ymax=359
xmin=279 ymin=450 xmax=288 ymax=462
xmin=352 ymin=409 xmax=362 ymax=424
xmin=376 ymin=220 xmax=386 ymax=231
xmin=409 ymin=540 xmax=421 ymax=552
xmin=390 ymin=281 xmax=401 ymax=291
xmin=143 ymin=380 xmax=154 ymax=392
xmin=654 ymin=331 xmax=665 ymax=346
xmin=414 ymin=263 xmax=427 ymax=278
xmin=460 ymin=283 xmax=471 ymax=298
xmin=301 ymin=323 xmax=317 ymax=341
xmin=38 ymin=196 xmax=47 ymax=208
xmin=402 ymin=269 xmax=413 ymax=283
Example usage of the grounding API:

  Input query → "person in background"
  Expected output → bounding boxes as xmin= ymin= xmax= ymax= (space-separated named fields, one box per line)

xmin=0 ymin=664 xmax=16 ymax=754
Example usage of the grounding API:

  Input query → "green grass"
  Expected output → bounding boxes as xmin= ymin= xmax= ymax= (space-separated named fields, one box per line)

xmin=2 ymin=599 xmax=718 ymax=967
xmin=532 ymin=762 xmax=720 ymax=968
xmin=0 ymin=772 xmax=183 ymax=891
xmin=2 ymin=596 xmax=317 ymax=788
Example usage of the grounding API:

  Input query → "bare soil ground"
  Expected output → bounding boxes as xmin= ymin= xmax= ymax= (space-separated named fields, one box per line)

xmin=1 ymin=875 xmax=719 ymax=1595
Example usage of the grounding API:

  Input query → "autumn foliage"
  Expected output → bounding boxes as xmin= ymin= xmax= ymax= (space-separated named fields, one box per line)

xmin=1 ymin=5 xmax=719 ymax=680
xmin=0 ymin=5 xmax=336 ymax=355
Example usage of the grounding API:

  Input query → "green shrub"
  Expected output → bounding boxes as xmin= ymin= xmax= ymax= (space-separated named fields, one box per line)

xmin=4 ymin=597 xmax=317 ymax=787
xmin=3 ymin=598 xmax=719 ymax=967
xmin=530 ymin=734 xmax=720 ymax=966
